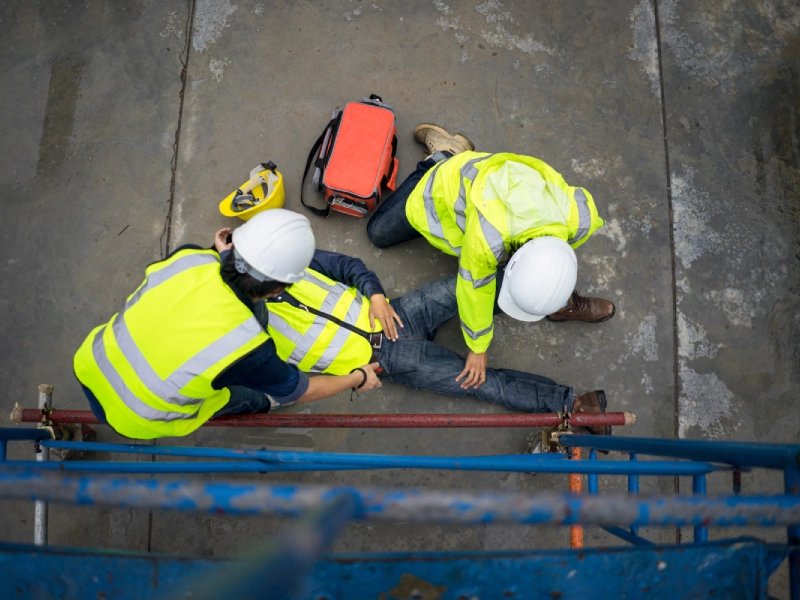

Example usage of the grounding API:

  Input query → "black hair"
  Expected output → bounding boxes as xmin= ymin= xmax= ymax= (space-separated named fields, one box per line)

xmin=220 ymin=249 xmax=287 ymax=300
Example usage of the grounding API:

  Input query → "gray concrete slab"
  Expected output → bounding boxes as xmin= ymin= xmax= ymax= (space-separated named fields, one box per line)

xmin=152 ymin=0 xmax=675 ymax=553
xmin=0 ymin=0 xmax=188 ymax=547
xmin=656 ymin=1 xmax=800 ymax=595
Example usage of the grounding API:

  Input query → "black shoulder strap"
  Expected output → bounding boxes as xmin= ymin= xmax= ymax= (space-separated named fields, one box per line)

xmin=276 ymin=291 xmax=372 ymax=341
xmin=300 ymin=115 xmax=341 ymax=218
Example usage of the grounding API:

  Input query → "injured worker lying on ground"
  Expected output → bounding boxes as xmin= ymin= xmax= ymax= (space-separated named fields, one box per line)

xmin=73 ymin=208 xmax=609 ymax=440
xmin=260 ymin=246 xmax=612 ymax=435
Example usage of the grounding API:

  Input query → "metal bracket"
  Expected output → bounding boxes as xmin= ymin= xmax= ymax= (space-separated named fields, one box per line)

xmin=40 ymin=406 xmax=54 ymax=427
xmin=542 ymin=412 xmax=575 ymax=454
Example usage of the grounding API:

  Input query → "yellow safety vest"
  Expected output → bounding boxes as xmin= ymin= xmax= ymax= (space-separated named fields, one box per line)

xmin=406 ymin=152 xmax=604 ymax=353
xmin=73 ymin=248 xmax=269 ymax=439
xmin=266 ymin=269 xmax=380 ymax=375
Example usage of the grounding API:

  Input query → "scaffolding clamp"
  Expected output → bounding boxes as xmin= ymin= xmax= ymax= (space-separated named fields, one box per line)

xmin=539 ymin=412 xmax=575 ymax=454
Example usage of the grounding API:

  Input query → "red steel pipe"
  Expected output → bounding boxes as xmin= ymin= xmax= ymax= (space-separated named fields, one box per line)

xmin=13 ymin=408 xmax=635 ymax=428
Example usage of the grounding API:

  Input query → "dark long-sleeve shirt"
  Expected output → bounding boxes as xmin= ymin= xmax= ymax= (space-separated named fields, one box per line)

xmin=306 ymin=249 xmax=384 ymax=297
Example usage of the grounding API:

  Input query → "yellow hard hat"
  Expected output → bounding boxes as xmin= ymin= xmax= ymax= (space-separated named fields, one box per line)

xmin=219 ymin=162 xmax=285 ymax=221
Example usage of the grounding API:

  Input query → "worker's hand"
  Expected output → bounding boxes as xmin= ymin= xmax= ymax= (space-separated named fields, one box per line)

xmin=369 ymin=294 xmax=404 ymax=341
xmin=214 ymin=227 xmax=233 ymax=253
xmin=456 ymin=351 xmax=487 ymax=390
xmin=356 ymin=362 xmax=382 ymax=392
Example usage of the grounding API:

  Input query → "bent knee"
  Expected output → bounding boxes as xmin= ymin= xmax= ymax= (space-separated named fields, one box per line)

xmin=366 ymin=224 xmax=392 ymax=248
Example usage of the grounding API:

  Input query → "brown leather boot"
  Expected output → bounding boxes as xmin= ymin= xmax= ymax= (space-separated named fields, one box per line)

xmin=572 ymin=390 xmax=611 ymax=436
xmin=413 ymin=123 xmax=475 ymax=157
xmin=546 ymin=290 xmax=616 ymax=323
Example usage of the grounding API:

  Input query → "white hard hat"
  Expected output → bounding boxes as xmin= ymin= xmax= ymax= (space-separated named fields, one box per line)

xmin=498 ymin=237 xmax=577 ymax=322
xmin=231 ymin=209 xmax=315 ymax=283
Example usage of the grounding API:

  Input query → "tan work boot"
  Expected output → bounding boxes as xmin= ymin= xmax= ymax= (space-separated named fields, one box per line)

xmin=546 ymin=290 xmax=616 ymax=323
xmin=572 ymin=390 xmax=610 ymax=436
xmin=413 ymin=123 xmax=475 ymax=158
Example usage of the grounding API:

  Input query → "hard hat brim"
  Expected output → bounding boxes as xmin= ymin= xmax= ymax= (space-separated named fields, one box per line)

xmin=498 ymin=275 xmax=546 ymax=322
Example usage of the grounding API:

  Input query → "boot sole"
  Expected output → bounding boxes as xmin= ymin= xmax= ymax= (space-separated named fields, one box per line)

xmin=413 ymin=123 xmax=476 ymax=151
xmin=596 ymin=389 xmax=607 ymax=411
xmin=545 ymin=302 xmax=616 ymax=323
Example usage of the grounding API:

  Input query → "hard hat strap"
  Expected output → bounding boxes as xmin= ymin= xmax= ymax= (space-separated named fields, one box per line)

xmin=232 ymin=248 xmax=275 ymax=283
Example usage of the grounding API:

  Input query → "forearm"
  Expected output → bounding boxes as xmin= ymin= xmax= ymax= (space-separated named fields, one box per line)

xmin=456 ymin=278 xmax=495 ymax=353
xmin=310 ymin=250 xmax=384 ymax=297
xmin=297 ymin=372 xmax=362 ymax=403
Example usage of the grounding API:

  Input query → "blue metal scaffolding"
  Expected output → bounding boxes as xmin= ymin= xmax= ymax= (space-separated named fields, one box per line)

xmin=1 ymin=422 xmax=799 ymax=599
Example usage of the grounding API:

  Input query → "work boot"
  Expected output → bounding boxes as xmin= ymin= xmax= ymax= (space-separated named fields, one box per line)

xmin=413 ymin=123 xmax=475 ymax=158
xmin=546 ymin=290 xmax=616 ymax=323
xmin=572 ymin=390 xmax=610 ymax=436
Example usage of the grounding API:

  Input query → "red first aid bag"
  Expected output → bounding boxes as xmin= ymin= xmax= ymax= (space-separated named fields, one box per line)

xmin=301 ymin=95 xmax=398 ymax=218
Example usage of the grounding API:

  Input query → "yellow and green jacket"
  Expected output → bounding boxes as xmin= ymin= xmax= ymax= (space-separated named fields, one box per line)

xmin=74 ymin=248 xmax=269 ymax=439
xmin=406 ymin=152 xmax=604 ymax=353
xmin=266 ymin=267 xmax=381 ymax=375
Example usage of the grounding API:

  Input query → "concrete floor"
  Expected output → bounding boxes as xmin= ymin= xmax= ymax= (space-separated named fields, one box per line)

xmin=0 ymin=0 xmax=798 ymax=595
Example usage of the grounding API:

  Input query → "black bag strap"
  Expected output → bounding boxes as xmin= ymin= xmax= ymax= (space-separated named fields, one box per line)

xmin=300 ymin=115 xmax=341 ymax=218
xmin=387 ymin=135 xmax=397 ymax=179
xmin=274 ymin=291 xmax=372 ymax=341
xmin=380 ymin=135 xmax=399 ymax=191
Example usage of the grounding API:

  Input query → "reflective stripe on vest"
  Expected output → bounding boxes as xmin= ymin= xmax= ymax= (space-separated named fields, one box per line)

xmin=109 ymin=310 xmax=263 ymax=412
xmin=478 ymin=212 xmax=508 ymax=264
xmin=267 ymin=271 xmax=372 ymax=374
xmin=426 ymin=155 xmax=507 ymax=263
xmin=125 ymin=253 xmax=217 ymax=309
xmin=78 ymin=250 xmax=268 ymax=431
xmin=267 ymin=295 xmax=363 ymax=371
xmin=567 ymin=188 xmax=592 ymax=245
xmin=91 ymin=328 xmax=195 ymax=423
xmin=96 ymin=254 xmax=265 ymax=421
xmin=310 ymin=298 xmax=363 ymax=371
xmin=458 ymin=265 xmax=497 ymax=289
xmin=423 ymin=162 xmax=461 ymax=256
xmin=460 ymin=319 xmax=494 ymax=340
xmin=454 ymin=157 xmax=486 ymax=233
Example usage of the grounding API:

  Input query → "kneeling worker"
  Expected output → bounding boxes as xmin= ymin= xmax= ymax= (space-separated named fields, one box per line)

xmin=261 ymin=248 xmax=610 ymax=434
xmin=367 ymin=126 xmax=616 ymax=390
xmin=73 ymin=209 xmax=381 ymax=440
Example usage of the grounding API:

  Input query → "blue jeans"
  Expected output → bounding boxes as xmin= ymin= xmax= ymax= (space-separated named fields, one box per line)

xmin=380 ymin=276 xmax=574 ymax=413
xmin=367 ymin=156 xmax=442 ymax=248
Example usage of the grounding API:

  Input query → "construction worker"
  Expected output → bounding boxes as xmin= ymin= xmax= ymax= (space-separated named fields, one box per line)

xmin=73 ymin=209 xmax=382 ymax=440
xmin=367 ymin=125 xmax=616 ymax=390
xmin=263 ymin=249 xmax=610 ymax=433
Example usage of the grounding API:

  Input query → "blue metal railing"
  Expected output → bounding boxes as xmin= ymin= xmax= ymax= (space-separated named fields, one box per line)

xmin=1 ymin=426 xmax=798 ymax=599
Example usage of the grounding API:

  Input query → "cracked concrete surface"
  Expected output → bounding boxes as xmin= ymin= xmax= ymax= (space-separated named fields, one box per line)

xmin=0 ymin=0 xmax=798 ymax=596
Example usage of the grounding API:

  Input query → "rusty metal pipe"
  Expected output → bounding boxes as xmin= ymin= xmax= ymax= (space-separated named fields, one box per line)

xmin=12 ymin=408 xmax=636 ymax=429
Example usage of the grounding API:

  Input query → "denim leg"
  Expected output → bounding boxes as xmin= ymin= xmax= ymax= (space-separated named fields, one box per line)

xmin=391 ymin=272 xmax=506 ymax=341
xmin=391 ymin=275 xmax=460 ymax=340
xmin=379 ymin=337 xmax=573 ymax=413
xmin=215 ymin=385 xmax=272 ymax=416
xmin=367 ymin=157 xmax=440 ymax=248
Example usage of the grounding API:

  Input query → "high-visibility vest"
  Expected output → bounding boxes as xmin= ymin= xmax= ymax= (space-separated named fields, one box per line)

xmin=266 ymin=269 xmax=380 ymax=375
xmin=73 ymin=249 xmax=269 ymax=439
xmin=406 ymin=152 xmax=604 ymax=353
